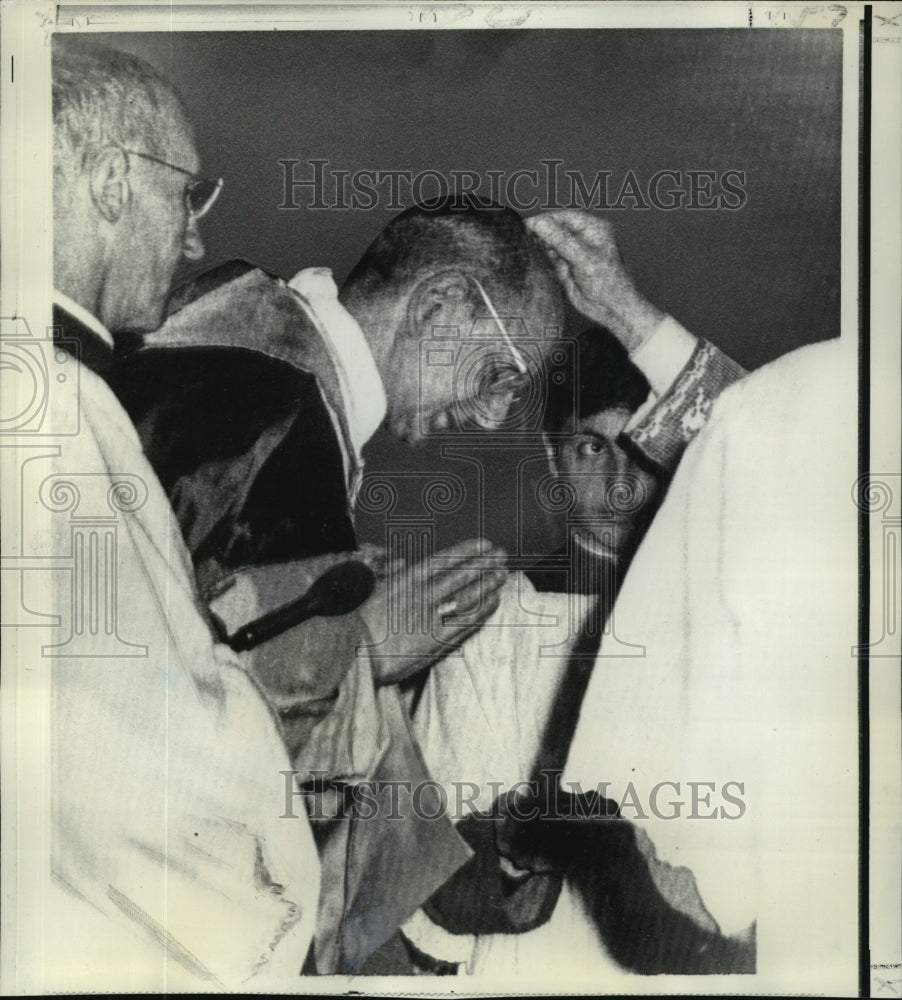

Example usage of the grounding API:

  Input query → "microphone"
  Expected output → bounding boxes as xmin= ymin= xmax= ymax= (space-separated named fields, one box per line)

xmin=227 ymin=560 xmax=376 ymax=652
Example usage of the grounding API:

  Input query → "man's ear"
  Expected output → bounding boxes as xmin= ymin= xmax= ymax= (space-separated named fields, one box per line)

xmin=411 ymin=270 xmax=473 ymax=338
xmin=89 ymin=146 xmax=130 ymax=224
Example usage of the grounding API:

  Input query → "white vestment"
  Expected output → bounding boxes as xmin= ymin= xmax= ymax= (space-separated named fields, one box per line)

xmin=564 ymin=338 xmax=859 ymax=988
xmin=44 ymin=359 xmax=320 ymax=991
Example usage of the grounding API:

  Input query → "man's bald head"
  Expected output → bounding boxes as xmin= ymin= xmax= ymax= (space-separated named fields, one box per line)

xmin=341 ymin=197 xmax=564 ymax=442
xmin=344 ymin=196 xmax=552 ymax=302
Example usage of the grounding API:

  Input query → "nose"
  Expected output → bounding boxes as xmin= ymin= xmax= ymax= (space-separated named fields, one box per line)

xmin=182 ymin=216 xmax=205 ymax=261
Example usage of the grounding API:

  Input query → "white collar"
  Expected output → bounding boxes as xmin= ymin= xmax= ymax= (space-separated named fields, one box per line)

xmin=52 ymin=290 xmax=115 ymax=349
xmin=287 ymin=268 xmax=387 ymax=455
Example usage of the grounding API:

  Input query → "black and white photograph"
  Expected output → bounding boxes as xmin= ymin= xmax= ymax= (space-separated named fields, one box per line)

xmin=0 ymin=1 xmax=899 ymax=995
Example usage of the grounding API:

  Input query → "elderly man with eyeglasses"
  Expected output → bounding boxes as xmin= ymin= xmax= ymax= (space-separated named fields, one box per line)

xmin=47 ymin=38 xmax=321 ymax=990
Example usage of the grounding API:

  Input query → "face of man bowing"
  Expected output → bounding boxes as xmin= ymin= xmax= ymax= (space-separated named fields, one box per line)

xmin=384 ymin=263 xmax=563 ymax=444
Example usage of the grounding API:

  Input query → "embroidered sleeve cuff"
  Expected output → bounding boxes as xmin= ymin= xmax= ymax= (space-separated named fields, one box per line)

xmin=625 ymin=339 xmax=747 ymax=472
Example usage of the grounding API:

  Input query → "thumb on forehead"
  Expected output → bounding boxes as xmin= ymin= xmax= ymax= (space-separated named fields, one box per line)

xmin=525 ymin=211 xmax=564 ymax=244
xmin=526 ymin=231 xmax=576 ymax=287
xmin=525 ymin=216 xmax=568 ymax=263
xmin=526 ymin=227 xmax=587 ymax=278
xmin=527 ymin=209 xmax=605 ymax=241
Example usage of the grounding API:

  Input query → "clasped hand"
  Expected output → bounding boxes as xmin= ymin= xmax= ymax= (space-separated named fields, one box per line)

xmin=358 ymin=537 xmax=509 ymax=685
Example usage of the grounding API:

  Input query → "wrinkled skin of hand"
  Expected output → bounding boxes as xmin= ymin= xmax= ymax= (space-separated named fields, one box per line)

xmin=358 ymin=537 xmax=509 ymax=686
xmin=526 ymin=210 xmax=665 ymax=354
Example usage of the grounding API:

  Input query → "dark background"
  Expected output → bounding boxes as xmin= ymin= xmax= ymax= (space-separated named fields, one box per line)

xmin=99 ymin=29 xmax=842 ymax=559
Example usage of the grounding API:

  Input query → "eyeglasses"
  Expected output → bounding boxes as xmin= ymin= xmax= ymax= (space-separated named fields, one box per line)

xmin=121 ymin=148 xmax=223 ymax=220
xmin=467 ymin=275 xmax=530 ymax=398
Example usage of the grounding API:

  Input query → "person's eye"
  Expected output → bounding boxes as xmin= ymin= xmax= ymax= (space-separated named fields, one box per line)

xmin=576 ymin=438 xmax=607 ymax=457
